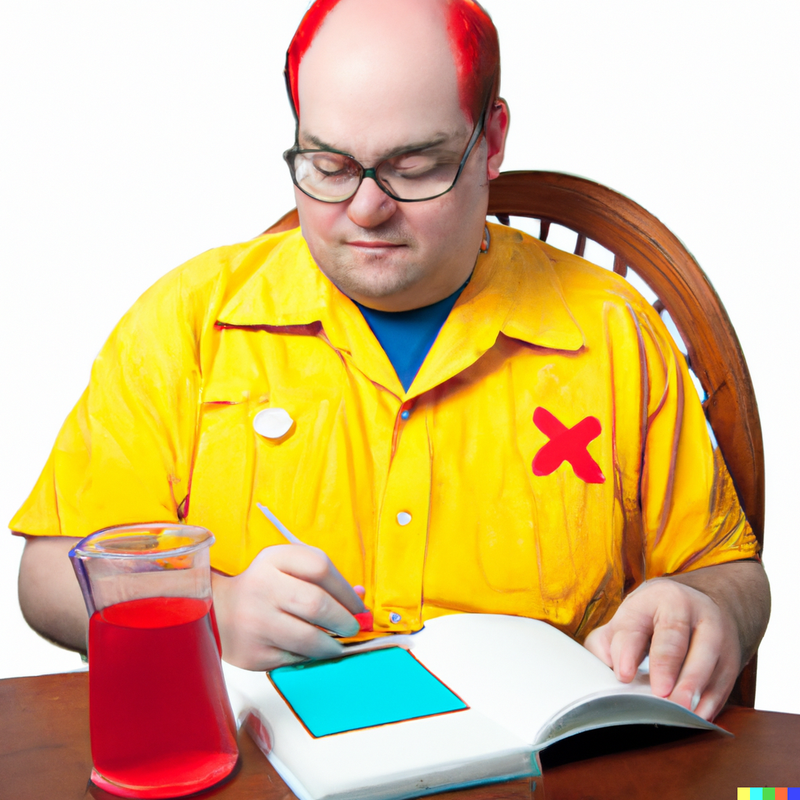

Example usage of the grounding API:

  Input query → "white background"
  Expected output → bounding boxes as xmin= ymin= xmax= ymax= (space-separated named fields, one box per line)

xmin=1 ymin=2 xmax=798 ymax=713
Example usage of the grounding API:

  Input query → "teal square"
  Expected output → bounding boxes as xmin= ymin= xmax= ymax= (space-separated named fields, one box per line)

xmin=270 ymin=647 xmax=467 ymax=737
xmin=750 ymin=790 xmax=763 ymax=800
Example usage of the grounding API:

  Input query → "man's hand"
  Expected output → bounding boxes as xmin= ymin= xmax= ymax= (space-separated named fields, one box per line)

xmin=584 ymin=579 xmax=738 ymax=720
xmin=584 ymin=561 xmax=769 ymax=721
xmin=211 ymin=544 xmax=367 ymax=671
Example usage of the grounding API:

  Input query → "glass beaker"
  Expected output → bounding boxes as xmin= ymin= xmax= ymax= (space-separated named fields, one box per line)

xmin=70 ymin=523 xmax=239 ymax=798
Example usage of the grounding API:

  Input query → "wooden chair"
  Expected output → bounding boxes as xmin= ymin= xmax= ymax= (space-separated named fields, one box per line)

xmin=264 ymin=170 xmax=764 ymax=706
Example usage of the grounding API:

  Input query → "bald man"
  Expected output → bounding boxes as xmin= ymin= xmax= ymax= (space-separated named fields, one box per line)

xmin=14 ymin=0 xmax=768 ymax=723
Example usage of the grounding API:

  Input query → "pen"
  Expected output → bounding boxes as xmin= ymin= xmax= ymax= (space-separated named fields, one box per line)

xmin=256 ymin=502 xmax=303 ymax=545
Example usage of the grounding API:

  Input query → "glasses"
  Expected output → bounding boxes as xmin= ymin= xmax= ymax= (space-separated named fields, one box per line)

xmin=283 ymin=111 xmax=486 ymax=204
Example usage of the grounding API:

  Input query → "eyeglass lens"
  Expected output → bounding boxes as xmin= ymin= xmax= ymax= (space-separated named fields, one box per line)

xmin=291 ymin=149 xmax=465 ymax=202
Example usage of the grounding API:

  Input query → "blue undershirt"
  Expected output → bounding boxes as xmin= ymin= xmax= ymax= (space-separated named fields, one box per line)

xmin=355 ymin=278 xmax=469 ymax=391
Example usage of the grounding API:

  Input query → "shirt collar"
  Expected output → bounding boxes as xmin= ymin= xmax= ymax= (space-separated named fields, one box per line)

xmin=217 ymin=229 xmax=331 ymax=327
xmin=217 ymin=224 xmax=585 ymax=398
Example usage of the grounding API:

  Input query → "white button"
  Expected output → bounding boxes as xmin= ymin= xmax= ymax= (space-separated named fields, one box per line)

xmin=396 ymin=512 xmax=412 ymax=526
xmin=253 ymin=408 xmax=293 ymax=439
xmin=390 ymin=612 xmax=402 ymax=624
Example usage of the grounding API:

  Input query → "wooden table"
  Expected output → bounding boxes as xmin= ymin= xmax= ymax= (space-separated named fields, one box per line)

xmin=2 ymin=672 xmax=799 ymax=800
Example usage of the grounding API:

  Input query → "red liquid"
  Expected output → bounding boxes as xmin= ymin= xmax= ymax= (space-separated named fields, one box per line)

xmin=89 ymin=596 xmax=238 ymax=798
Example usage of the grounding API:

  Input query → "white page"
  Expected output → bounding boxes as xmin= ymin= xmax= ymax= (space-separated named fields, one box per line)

xmin=402 ymin=614 xmax=645 ymax=744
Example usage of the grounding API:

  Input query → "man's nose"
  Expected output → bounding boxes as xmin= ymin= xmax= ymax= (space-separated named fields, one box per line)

xmin=346 ymin=175 xmax=397 ymax=228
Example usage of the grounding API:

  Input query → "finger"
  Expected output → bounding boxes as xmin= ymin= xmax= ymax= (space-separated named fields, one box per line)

xmin=668 ymin=619 xmax=739 ymax=721
xmin=268 ymin=545 xmax=367 ymax=615
xmin=251 ymin=649 xmax=307 ymax=672
xmin=647 ymin=612 xmax=692 ymax=698
xmin=609 ymin=629 xmax=651 ymax=683
xmin=665 ymin=619 xmax=720 ymax=709
xmin=223 ymin=641 xmax=307 ymax=671
xmin=258 ymin=603 xmax=346 ymax=662
xmin=584 ymin=625 xmax=613 ymax=668
xmin=692 ymin=659 xmax=740 ymax=722
xmin=274 ymin=570 xmax=361 ymax=638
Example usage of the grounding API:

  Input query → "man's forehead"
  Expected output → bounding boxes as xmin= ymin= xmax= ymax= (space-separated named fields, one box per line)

xmin=297 ymin=0 xmax=468 ymax=154
xmin=297 ymin=127 xmax=466 ymax=163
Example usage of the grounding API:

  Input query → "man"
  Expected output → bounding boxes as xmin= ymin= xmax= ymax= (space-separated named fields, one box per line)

xmin=13 ymin=0 xmax=768 ymax=722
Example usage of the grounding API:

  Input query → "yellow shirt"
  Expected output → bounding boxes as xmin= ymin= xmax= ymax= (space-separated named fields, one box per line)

xmin=10 ymin=224 xmax=758 ymax=639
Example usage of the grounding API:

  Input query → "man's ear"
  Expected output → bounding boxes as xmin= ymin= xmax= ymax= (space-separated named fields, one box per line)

xmin=486 ymin=98 xmax=510 ymax=181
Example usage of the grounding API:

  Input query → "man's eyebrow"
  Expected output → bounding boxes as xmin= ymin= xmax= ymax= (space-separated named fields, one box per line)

xmin=300 ymin=132 xmax=341 ymax=151
xmin=298 ymin=131 xmax=457 ymax=159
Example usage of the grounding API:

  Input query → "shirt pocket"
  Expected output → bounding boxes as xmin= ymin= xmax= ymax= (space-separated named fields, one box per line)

xmin=187 ymin=399 xmax=263 ymax=573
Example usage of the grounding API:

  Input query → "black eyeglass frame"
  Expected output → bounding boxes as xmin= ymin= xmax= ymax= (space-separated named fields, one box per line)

xmin=282 ymin=106 xmax=488 ymax=204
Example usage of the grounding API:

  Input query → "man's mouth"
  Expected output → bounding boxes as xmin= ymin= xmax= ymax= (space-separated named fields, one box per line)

xmin=347 ymin=240 xmax=405 ymax=249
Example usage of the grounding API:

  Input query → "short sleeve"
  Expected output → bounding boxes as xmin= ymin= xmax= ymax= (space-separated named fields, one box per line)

xmin=637 ymin=305 xmax=760 ymax=577
xmin=9 ymin=255 xmax=226 ymax=539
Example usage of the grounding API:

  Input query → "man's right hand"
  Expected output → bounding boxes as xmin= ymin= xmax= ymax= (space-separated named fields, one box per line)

xmin=211 ymin=544 xmax=367 ymax=671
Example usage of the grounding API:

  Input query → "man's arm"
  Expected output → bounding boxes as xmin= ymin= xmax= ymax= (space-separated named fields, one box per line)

xmin=18 ymin=536 xmax=87 ymax=652
xmin=18 ymin=535 xmax=366 ymax=670
xmin=584 ymin=560 xmax=770 ymax=721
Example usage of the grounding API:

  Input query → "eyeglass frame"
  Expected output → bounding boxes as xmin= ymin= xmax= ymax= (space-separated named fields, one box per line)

xmin=282 ymin=103 xmax=489 ymax=204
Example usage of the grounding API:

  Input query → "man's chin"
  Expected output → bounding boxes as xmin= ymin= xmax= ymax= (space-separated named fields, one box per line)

xmin=339 ymin=276 xmax=419 ymax=304
xmin=333 ymin=268 xmax=422 ymax=304
xmin=318 ymin=251 xmax=420 ymax=299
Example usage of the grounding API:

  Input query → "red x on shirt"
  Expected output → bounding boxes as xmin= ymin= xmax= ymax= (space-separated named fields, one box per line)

xmin=532 ymin=407 xmax=605 ymax=484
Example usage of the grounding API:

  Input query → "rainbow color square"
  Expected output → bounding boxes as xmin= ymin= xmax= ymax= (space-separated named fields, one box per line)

xmin=738 ymin=790 xmax=800 ymax=799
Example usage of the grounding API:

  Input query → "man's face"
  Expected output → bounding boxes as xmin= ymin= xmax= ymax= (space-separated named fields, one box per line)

xmin=294 ymin=0 xmax=505 ymax=312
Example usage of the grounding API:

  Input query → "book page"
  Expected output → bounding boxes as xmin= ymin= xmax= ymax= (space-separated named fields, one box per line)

xmin=403 ymin=614 xmax=647 ymax=745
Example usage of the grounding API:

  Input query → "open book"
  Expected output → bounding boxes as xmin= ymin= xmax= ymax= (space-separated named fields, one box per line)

xmin=222 ymin=613 xmax=725 ymax=800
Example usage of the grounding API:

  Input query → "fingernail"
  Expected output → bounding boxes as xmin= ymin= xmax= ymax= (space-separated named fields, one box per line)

xmin=691 ymin=690 xmax=701 ymax=712
xmin=354 ymin=609 xmax=373 ymax=632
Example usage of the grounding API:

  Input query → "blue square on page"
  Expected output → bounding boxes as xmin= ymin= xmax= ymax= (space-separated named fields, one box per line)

xmin=270 ymin=647 xmax=468 ymax=737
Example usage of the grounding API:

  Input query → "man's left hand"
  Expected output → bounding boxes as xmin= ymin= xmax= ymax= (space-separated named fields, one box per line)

xmin=583 ymin=561 xmax=769 ymax=721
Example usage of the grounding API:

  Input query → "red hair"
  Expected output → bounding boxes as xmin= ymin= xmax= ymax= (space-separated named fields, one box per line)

xmin=285 ymin=0 xmax=500 ymax=123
